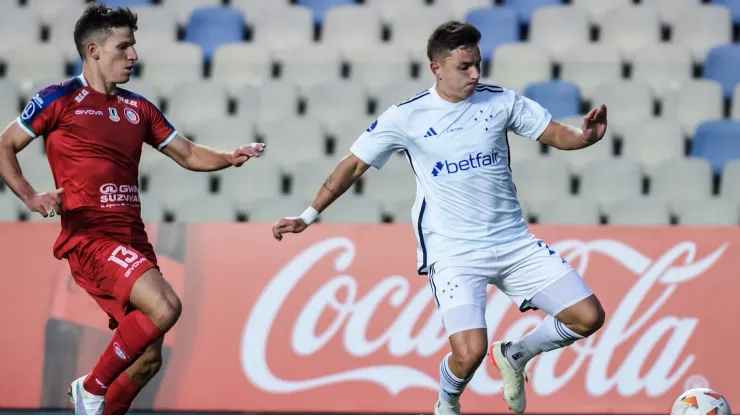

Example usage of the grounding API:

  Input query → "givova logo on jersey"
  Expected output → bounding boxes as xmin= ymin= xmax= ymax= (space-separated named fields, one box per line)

xmin=431 ymin=150 xmax=500 ymax=177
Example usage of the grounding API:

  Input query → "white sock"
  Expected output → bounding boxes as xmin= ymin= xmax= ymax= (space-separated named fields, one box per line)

xmin=438 ymin=352 xmax=472 ymax=405
xmin=504 ymin=315 xmax=584 ymax=371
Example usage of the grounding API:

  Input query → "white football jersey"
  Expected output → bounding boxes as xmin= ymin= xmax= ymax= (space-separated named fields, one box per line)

xmin=350 ymin=83 xmax=552 ymax=274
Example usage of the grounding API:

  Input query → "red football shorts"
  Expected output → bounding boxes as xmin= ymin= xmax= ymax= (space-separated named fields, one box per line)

xmin=67 ymin=235 xmax=158 ymax=329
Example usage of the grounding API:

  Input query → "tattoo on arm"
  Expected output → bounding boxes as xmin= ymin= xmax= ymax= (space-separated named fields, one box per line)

xmin=322 ymin=176 xmax=340 ymax=198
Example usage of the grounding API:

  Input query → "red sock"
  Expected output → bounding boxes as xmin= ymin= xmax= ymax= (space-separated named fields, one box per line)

xmin=83 ymin=310 xmax=163 ymax=395
xmin=102 ymin=372 xmax=143 ymax=415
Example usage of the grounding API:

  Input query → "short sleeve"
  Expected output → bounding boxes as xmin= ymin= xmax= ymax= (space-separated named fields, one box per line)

xmin=16 ymin=87 xmax=62 ymax=139
xmin=143 ymin=100 xmax=177 ymax=150
xmin=506 ymin=91 xmax=552 ymax=140
xmin=349 ymin=107 xmax=407 ymax=169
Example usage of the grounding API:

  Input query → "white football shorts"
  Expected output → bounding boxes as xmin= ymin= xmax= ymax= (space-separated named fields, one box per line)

xmin=428 ymin=233 xmax=593 ymax=335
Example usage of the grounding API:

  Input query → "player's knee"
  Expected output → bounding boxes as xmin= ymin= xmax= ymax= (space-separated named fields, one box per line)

xmin=451 ymin=341 xmax=487 ymax=377
xmin=162 ymin=295 xmax=182 ymax=327
xmin=571 ymin=299 xmax=605 ymax=337
xmin=149 ymin=295 xmax=181 ymax=330
xmin=131 ymin=270 xmax=182 ymax=330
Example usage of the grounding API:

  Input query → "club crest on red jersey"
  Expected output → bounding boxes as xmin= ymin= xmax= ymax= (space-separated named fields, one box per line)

xmin=124 ymin=108 xmax=140 ymax=125
xmin=108 ymin=107 xmax=120 ymax=122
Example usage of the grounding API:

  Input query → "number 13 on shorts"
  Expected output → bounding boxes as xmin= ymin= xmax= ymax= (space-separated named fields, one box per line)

xmin=108 ymin=245 xmax=139 ymax=269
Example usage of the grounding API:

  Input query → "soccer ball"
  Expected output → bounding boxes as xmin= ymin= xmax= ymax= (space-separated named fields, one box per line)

xmin=671 ymin=388 xmax=731 ymax=415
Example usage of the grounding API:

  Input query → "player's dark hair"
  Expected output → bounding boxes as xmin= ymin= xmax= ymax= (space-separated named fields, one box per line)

xmin=427 ymin=21 xmax=481 ymax=62
xmin=74 ymin=3 xmax=138 ymax=60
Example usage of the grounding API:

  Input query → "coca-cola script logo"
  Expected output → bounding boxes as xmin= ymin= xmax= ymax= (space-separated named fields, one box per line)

xmin=241 ymin=238 xmax=727 ymax=397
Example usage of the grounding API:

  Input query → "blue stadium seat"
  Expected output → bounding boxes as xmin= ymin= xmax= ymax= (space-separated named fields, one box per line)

xmin=297 ymin=0 xmax=356 ymax=24
xmin=465 ymin=7 xmax=520 ymax=61
xmin=503 ymin=0 xmax=563 ymax=24
xmin=185 ymin=7 xmax=245 ymax=62
xmin=712 ymin=0 xmax=740 ymax=23
xmin=101 ymin=0 xmax=152 ymax=7
xmin=691 ymin=120 xmax=740 ymax=175
xmin=523 ymin=81 xmax=580 ymax=120
xmin=703 ymin=45 xmax=740 ymax=99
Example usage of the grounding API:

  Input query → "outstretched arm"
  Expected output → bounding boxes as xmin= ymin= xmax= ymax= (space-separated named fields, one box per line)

xmin=310 ymin=153 xmax=370 ymax=213
xmin=272 ymin=153 xmax=370 ymax=240
xmin=0 ymin=121 xmax=64 ymax=218
xmin=537 ymin=105 xmax=608 ymax=150
xmin=160 ymin=134 xmax=265 ymax=172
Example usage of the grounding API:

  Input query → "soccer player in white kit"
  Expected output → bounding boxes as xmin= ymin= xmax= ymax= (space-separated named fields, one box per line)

xmin=272 ymin=22 xmax=607 ymax=415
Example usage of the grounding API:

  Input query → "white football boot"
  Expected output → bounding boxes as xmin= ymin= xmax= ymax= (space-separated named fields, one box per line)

xmin=434 ymin=398 xmax=461 ymax=415
xmin=490 ymin=341 xmax=527 ymax=414
xmin=68 ymin=374 xmax=106 ymax=415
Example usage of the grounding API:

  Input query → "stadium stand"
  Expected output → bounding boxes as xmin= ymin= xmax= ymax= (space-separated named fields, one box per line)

xmin=651 ymin=158 xmax=714 ymax=210
xmin=604 ymin=197 xmax=671 ymax=225
xmin=464 ymin=7 xmax=519 ymax=61
xmin=298 ymin=0 xmax=355 ymax=24
xmin=674 ymin=198 xmax=738 ymax=225
xmin=536 ymin=197 xmax=601 ymax=225
xmin=503 ymin=0 xmax=562 ymax=24
xmin=704 ymin=45 xmax=740 ymax=98
xmin=559 ymin=44 xmax=622 ymax=101
xmin=0 ymin=0 xmax=737 ymax=225
xmin=713 ymin=0 xmax=740 ymax=23
xmin=674 ymin=80 xmax=724 ymax=136
xmin=598 ymin=5 xmax=660 ymax=55
xmin=692 ymin=120 xmax=740 ymax=175
xmin=102 ymin=0 xmax=153 ymax=7
xmin=523 ymin=81 xmax=581 ymax=120
xmin=184 ymin=6 xmax=246 ymax=62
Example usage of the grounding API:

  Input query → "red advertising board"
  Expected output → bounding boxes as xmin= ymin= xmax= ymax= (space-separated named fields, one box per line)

xmin=0 ymin=223 xmax=736 ymax=413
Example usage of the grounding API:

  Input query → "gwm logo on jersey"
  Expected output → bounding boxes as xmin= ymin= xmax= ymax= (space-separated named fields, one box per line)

xmin=431 ymin=150 xmax=500 ymax=177
xmin=124 ymin=108 xmax=140 ymax=125
xmin=99 ymin=183 xmax=140 ymax=205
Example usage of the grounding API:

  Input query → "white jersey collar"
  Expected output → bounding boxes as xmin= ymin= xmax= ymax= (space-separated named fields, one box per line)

xmin=430 ymin=83 xmax=470 ymax=108
xmin=77 ymin=73 xmax=89 ymax=87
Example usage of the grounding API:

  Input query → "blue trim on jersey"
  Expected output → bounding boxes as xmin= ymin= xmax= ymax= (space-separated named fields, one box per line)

xmin=20 ymin=77 xmax=81 ymax=133
xmin=416 ymin=198 xmax=428 ymax=275
xmin=404 ymin=149 xmax=417 ymax=175
xmin=477 ymin=82 xmax=503 ymax=90
xmin=505 ymin=131 xmax=512 ymax=172
xmin=397 ymin=91 xmax=430 ymax=107
xmin=403 ymin=149 xmax=428 ymax=276
xmin=475 ymin=85 xmax=504 ymax=94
